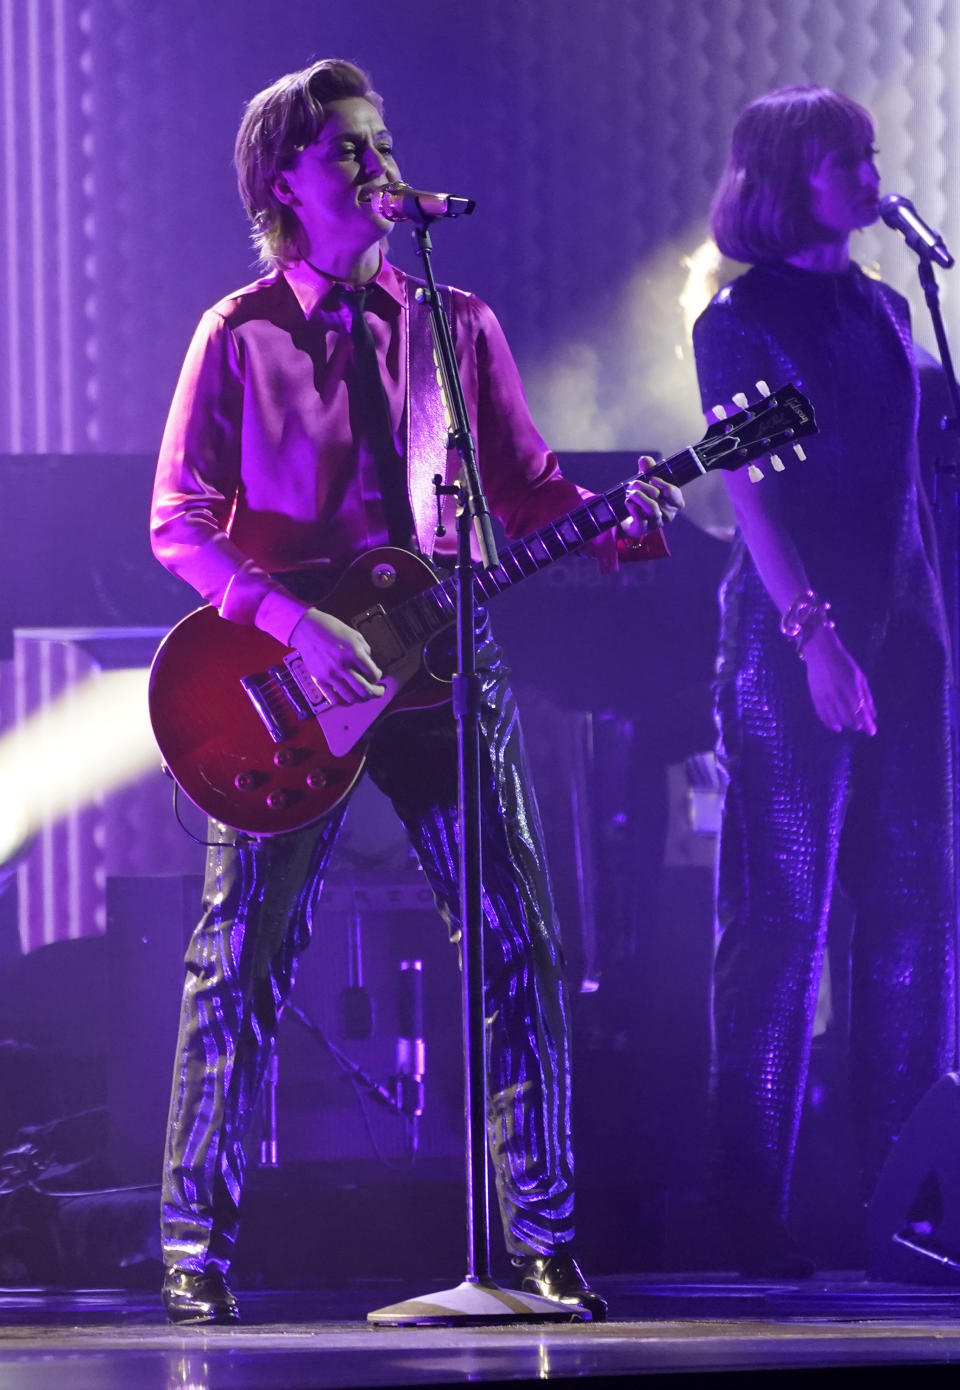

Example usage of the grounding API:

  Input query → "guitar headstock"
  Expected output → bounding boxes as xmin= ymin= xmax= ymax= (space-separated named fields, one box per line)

xmin=696 ymin=381 xmax=816 ymax=481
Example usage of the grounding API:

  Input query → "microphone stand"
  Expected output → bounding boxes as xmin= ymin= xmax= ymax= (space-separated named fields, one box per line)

xmin=368 ymin=217 xmax=571 ymax=1326
xmin=914 ymin=253 xmax=960 ymax=1052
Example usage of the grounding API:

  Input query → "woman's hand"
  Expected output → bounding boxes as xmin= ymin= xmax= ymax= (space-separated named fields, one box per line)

xmin=802 ymin=624 xmax=877 ymax=735
xmin=289 ymin=607 xmax=385 ymax=705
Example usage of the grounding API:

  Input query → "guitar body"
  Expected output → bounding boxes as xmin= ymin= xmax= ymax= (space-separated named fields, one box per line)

xmin=148 ymin=548 xmax=452 ymax=836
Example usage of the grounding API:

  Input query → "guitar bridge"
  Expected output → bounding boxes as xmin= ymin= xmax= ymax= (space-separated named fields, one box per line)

xmin=240 ymin=672 xmax=287 ymax=742
xmin=240 ymin=656 xmax=330 ymax=744
xmin=240 ymin=608 xmax=412 ymax=747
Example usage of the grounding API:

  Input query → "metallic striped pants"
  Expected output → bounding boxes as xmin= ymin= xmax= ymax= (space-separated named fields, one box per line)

xmin=713 ymin=582 xmax=956 ymax=1227
xmin=160 ymin=641 xmax=574 ymax=1276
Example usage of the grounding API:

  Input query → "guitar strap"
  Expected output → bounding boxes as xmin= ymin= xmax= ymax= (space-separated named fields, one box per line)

xmin=404 ymin=275 xmax=454 ymax=558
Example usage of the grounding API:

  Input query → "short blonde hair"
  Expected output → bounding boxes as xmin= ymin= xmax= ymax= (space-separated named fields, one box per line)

xmin=234 ymin=59 xmax=383 ymax=269
xmin=711 ymin=85 xmax=874 ymax=263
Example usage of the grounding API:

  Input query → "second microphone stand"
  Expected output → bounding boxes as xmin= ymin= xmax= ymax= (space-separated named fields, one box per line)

xmin=915 ymin=253 xmax=960 ymax=1058
xmin=368 ymin=219 xmax=573 ymax=1326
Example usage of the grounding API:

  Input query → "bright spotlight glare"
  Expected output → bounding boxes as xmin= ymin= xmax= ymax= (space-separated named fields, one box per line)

xmin=0 ymin=773 xmax=31 ymax=868
xmin=0 ymin=667 xmax=158 ymax=866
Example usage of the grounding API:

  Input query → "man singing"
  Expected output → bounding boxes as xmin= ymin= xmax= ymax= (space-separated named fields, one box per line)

xmin=151 ymin=57 xmax=680 ymax=1326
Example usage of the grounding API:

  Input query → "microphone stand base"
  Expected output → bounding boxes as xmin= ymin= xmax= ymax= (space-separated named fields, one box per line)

xmin=367 ymin=1277 xmax=586 ymax=1326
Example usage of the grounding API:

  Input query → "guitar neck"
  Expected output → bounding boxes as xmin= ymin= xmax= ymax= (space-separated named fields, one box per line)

xmin=435 ymin=446 xmax=696 ymax=611
xmin=390 ymin=380 xmax=815 ymax=638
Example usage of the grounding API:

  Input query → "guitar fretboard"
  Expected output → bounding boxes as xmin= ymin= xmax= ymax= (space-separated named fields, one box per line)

xmin=381 ymin=380 xmax=815 ymax=650
xmin=386 ymin=458 xmax=685 ymax=649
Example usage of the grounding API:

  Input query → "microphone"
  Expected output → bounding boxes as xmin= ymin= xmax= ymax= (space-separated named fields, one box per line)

xmin=393 ymin=959 xmax=425 ymax=1120
xmin=363 ymin=181 xmax=476 ymax=223
xmin=339 ymin=908 xmax=373 ymax=1040
xmin=880 ymin=193 xmax=954 ymax=269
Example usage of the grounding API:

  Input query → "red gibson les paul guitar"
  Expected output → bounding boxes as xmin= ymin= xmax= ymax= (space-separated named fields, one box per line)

xmin=149 ymin=383 xmax=816 ymax=835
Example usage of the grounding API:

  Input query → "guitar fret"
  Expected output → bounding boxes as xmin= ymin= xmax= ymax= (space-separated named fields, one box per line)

xmin=423 ymin=590 xmax=451 ymax=629
xmin=404 ymin=599 xmax=426 ymax=638
xmin=570 ymin=506 xmax=602 ymax=539
xmin=527 ymin=533 xmax=552 ymax=564
xmin=587 ymin=495 xmax=620 ymax=528
xmin=556 ymin=516 xmax=585 ymax=550
xmin=515 ymin=540 xmax=541 ymax=574
xmin=542 ymin=525 xmax=567 ymax=559
xmin=480 ymin=567 xmax=509 ymax=596
xmin=412 ymin=596 xmax=440 ymax=637
xmin=501 ymin=549 xmax=528 ymax=582
xmin=390 ymin=606 xmax=417 ymax=645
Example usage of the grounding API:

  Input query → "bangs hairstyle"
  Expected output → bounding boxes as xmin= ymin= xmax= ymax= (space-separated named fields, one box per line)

xmin=235 ymin=58 xmax=383 ymax=269
xmin=710 ymin=85 xmax=874 ymax=263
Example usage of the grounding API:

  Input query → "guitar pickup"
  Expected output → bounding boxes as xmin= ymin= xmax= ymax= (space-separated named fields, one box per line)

xmin=352 ymin=606 xmax=407 ymax=667
xmin=282 ymin=653 xmax=332 ymax=716
xmin=243 ymin=610 xmax=408 ymax=746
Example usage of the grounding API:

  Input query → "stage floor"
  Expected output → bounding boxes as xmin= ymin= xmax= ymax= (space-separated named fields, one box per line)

xmin=3 ymin=1275 xmax=960 ymax=1388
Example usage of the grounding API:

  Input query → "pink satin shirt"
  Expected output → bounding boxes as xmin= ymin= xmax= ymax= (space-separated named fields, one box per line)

xmin=151 ymin=258 xmax=664 ymax=645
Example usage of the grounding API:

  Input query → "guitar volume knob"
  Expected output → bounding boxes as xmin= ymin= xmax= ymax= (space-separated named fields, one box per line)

xmin=371 ymin=563 xmax=397 ymax=588
xmin=266 ymin=789 xmax=291 ymax=808
xmin=306 ymin=770 xmax=328 ymax=789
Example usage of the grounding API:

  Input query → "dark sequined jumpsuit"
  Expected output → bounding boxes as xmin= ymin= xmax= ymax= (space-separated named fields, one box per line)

xmin=692 ymin=261 xmax=956 ymax=1233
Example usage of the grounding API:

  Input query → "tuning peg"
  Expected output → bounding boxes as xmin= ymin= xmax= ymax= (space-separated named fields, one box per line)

xmin=770 ymin=454 xmax=785 ymax=472
xmin=793 ymin=443 xmax=807 ymax=460
xmin=709 ymin=402 xmax=728 ymax=422
xmin=755 ymin=380 xmax=771 ymax=396
xmin=748 ymin=464 xmax=763 ymax=483
xmin=732 ymin=392 xmax=748 ymax=409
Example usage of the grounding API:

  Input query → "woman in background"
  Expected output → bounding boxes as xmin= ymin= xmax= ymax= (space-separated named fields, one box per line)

xmin=693 ymin=85 xmax=955 ymax=1276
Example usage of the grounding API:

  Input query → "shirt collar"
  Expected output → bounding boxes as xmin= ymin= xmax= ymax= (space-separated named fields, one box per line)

xmin=283 ymin=253 xmax=407 ymax=319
